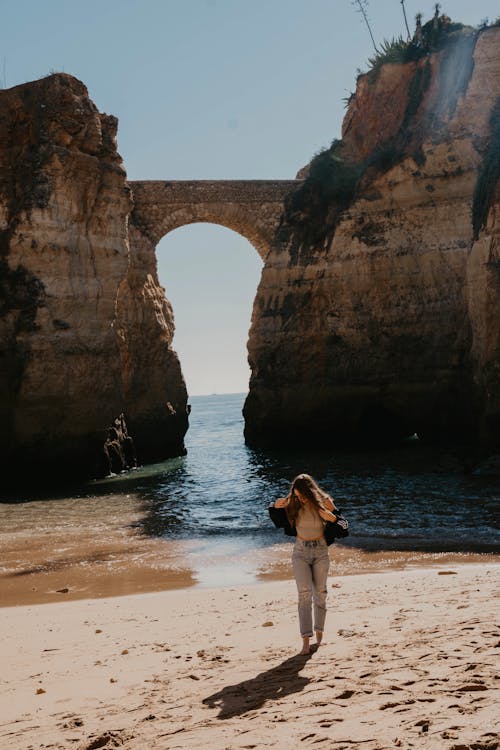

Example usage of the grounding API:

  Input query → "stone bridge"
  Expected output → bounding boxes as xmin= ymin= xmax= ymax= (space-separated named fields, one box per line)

xmin=128 ymin=180 xmax=300 ymax=259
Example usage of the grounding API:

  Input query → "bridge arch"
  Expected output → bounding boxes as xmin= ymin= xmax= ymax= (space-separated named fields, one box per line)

xmin=155 ymin=222 xmax=263 ymax=394
xmin=152 ymin=204 xmax=272 ymax=259
xmin=128 ymin=180 xmax=299 ymax=261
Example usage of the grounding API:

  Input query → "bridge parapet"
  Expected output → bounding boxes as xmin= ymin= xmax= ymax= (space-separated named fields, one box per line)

xmin=128 ymin=179 xmax=300 ymax=259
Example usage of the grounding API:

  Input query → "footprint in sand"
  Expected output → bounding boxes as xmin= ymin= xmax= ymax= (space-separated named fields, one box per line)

xmin=82 ymin=730 xmax=130 ymax=750
xmin=61 ymin=716 xmax=84 ymax=729
xmin=415 ymin=719 xmax=430 ymax=733
xmin=379 ymin=699 xmax=416 ymax=710
xmin=336 ymin=690 xmax=356 ymax=699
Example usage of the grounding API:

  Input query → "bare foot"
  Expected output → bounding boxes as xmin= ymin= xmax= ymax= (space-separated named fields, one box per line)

xmin=300 ymin=636 xmax=310 ymax=654
xmin=315 ymin=630 xmax=324 ymax=646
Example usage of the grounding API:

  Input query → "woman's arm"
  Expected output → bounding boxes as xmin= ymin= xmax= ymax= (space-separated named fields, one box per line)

xmin=274 ymin=496 xmax=290 ymax=508
xmin=323 ymin=495 xmax=337 ymax=511
xmin=319 ymin=508 xmax=337 ymax=523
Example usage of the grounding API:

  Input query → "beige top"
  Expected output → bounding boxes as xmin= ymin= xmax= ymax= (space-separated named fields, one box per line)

xmin=295 ymin=502 xmax=325 ymax=540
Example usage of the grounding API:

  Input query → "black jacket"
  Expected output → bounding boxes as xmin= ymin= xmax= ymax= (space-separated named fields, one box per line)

xmin=268 ymin=502 xmax=349 ymax=546
xmin=268 ymin=503 xmax=297 ymax=537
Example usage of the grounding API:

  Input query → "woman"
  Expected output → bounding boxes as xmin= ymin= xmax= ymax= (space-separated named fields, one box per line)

xmin=274 ymin=473 xmax=338 ymax=654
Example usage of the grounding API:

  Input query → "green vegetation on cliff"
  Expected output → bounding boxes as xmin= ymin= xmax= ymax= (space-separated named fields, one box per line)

xmin=283 ymin=141 xmax=362 ymax=252
xmin=283 ymin=12 xmax=486 ymax=259
xmin=366 ymin=11 xmax=468 ymax=79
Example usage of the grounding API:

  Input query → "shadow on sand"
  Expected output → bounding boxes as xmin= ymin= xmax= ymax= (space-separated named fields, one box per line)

xmin=202 ymin=648 xmax=316 ymax=719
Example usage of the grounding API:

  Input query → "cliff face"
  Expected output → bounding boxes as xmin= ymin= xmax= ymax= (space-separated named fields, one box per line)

xmin=0 ymin=74 xmax=187 ymax=485
xmin=115 ymin=223 xmax=188 ymax=465
xmin=244 ymin=27 xmax=500 ymax=450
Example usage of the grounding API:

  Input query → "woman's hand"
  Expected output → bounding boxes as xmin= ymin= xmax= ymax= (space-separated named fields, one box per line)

xmin=274 ymin=496 xmax=290 ymax=508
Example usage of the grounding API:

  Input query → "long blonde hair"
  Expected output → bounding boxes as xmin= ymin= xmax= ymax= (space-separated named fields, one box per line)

xmin=285 ymin=473 xmax=332 ymax=526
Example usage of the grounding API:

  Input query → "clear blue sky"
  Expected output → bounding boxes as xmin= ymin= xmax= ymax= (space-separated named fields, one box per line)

xmin=2 ymin=1 xmax=498 ymax=395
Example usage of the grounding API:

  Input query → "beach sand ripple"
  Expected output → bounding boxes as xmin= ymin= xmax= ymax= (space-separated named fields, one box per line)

xmin=1 ymin=564 xmax=499 ymax=749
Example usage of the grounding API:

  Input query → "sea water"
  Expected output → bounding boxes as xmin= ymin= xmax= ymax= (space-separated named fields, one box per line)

xmin=95 ymin=393 xmax=500 ymax=550
xmin=1 ymin=393 xmax=499 ymax=598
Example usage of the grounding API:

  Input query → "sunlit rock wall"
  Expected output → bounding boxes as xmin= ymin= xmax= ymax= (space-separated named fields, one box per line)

xmin=0 ymin=74 xmax=187 ymax=485
xmin=245 ymin=27 xmax=500 ymax=451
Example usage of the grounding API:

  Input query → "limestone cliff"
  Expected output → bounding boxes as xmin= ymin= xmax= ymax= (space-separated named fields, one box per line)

xmin=0 ymin=74 xmax=187 ymax=485
xmin=244 ymin=25 xmax=500 ymax=451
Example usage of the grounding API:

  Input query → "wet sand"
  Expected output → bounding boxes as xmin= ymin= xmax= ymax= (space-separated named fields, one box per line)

xmin=1 ymin=516 xmax=498 ymax=607
xmin=1 ymin=564 xmax=498 ymax=750
xmin=2 ymin=471 xmax=499 ymax=607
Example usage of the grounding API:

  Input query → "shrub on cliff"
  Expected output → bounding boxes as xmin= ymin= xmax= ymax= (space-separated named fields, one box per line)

xmin=283 ymin=12 xmax=487 ymax=258
xmin=283 ymin=141 xmax=362 ymax=250
xmin=366 ymin=10 xmax=468 ymax=81
xmin=367 ymin=35 xmax=421 ymax=75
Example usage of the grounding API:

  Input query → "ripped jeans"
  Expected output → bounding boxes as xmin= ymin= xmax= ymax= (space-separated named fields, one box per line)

xmin=292 ymin=538 xmax=330 ymax=637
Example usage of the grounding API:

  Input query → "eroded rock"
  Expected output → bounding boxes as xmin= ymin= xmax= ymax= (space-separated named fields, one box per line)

xmin=0 ymin=74 xmax=188 ymax=486
xmin=244 ymin=26 xmax=500 ymax=451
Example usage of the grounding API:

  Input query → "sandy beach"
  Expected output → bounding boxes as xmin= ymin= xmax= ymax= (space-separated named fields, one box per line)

xmin=1 ymin=562 xmax=499 ymax=750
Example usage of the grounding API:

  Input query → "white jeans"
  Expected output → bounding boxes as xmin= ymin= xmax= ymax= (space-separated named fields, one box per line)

xmin=291 ymin=538 xmax=330 ymax=637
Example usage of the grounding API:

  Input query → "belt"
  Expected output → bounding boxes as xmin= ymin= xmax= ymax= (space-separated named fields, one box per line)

xmin=298 ymin=538 xmax=324 ymax=547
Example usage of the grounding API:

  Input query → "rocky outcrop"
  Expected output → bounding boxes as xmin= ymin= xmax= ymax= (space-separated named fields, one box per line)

xmin=244 ymin=26 xmax=500 ymax=451
xmin=0 ymin=74 xmax=187 ymax=486
xmin=115 ymin=222 xmax=188 ymax=466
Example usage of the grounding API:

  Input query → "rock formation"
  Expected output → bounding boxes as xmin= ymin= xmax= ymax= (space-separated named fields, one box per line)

xmin=0 ymin=74 xmax=188 ymax=486
xmin=244 ymin=24 xmax=500 ymax=452
xmin=2 ymin=22 xmax=498 ymax=483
